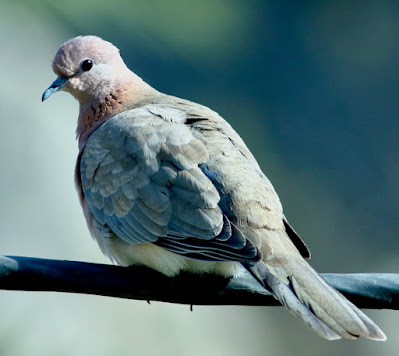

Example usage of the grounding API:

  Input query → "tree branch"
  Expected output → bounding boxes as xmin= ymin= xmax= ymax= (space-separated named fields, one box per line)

xmin=0 ymin=255 xmax=398 ymax=309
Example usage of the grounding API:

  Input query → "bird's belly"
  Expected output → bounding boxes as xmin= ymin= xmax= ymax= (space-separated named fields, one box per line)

xmin=97 ymin=229 xmax=243 ymax=277
xmin=84 ymin=200 xmax=242 ymax=277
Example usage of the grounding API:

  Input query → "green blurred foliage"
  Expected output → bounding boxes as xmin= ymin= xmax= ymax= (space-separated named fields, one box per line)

xmin=37 ymin=0 xmax=259 ymax=63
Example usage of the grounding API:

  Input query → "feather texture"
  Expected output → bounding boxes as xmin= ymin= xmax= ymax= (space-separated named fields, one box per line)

xmin=43 ymin=35 xmax=386 ymax=340
xmin=80 ymin=107 xmax=260 ymax=262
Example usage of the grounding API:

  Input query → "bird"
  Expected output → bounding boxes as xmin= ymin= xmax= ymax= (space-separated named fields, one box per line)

xmin=42 ymin=35 xmax=386 ymax=341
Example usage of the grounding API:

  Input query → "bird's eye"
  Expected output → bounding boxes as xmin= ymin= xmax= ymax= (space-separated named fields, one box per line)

xmin=81 ymin=59 xmax=93 ymax=72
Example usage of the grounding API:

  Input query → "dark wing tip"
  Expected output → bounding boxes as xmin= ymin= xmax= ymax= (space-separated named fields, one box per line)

xmin=283 ymin=219 xmax=311 ymax=259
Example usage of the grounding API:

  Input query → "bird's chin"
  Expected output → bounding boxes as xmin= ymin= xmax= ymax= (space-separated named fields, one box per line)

xmin=66 ymin=88 xmax=90 ymax=103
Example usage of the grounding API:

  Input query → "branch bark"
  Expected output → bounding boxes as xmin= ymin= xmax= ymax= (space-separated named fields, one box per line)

xmin=0 ymin=255 xmax=398 ymax=309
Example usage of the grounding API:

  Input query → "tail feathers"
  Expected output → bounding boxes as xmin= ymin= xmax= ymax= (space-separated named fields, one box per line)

xmin=264 ymin=268 xmax=341 ymax=340
xmin=244 ymin=261 xmax=386 ymax=341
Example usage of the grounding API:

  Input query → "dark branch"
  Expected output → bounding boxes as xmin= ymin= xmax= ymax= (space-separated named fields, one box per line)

xmin=0 ymin=255 xmax=398 ymax=309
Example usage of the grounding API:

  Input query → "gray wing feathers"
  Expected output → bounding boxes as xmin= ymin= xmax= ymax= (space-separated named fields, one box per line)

xmin=158 ymin=216 xmax=259 ymax=262
xmin=81 ymin=108 xmax=260 ymax=261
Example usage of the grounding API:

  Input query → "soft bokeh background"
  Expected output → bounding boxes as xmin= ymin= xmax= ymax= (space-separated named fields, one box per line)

xmin=1 ymin=1 xmax=398 ymax=355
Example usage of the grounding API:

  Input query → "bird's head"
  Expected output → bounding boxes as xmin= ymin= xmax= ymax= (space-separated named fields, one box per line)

xmin=42 ymin=36 xmax=137 ymax=103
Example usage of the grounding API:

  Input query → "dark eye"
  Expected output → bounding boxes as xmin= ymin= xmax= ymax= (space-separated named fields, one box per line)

xmin=81 ymin=59 xmax=93 ymax=72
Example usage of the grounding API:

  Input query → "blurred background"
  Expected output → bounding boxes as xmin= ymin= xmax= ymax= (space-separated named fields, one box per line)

xmin=1 ymin=0 xmax=398 ymax=355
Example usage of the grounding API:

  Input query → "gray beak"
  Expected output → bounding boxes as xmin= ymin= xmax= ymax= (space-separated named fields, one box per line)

xmin=42 ymin=76 xmax=68 ymax=102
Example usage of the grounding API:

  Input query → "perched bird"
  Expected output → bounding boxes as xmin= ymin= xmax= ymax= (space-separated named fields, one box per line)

xmin=42 ymin=35 xmax=386 ymax=341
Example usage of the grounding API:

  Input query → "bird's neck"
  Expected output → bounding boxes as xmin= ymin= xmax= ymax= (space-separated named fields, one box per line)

xmin=76 ymin=77 xmax=157 ymax=150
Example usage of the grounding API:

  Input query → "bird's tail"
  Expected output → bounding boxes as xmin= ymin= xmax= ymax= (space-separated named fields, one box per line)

xmin=244 ymin=259 xmax=386 ymax=340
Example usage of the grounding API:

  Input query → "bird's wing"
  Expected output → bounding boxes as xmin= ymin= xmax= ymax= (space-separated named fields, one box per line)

xmin=80 ymin=106 xmax=260 ymax=263
xmin=167 ymin=98 xmax=311 ymax=259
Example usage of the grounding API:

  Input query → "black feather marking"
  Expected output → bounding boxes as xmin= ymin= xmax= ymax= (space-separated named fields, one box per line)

xmin=185 ymin=117 xmax=209 ymax=125
xmin=283 ymin=219 xmax=311 ymax=259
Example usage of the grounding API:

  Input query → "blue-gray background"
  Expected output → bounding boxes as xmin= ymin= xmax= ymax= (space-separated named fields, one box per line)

xmin=0 ymin=1 xmax=398 ymax=355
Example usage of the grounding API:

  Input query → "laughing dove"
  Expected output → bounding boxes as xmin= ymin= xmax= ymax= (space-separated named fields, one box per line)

xmin=42 ymin=36 xmax=386 ymax=341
